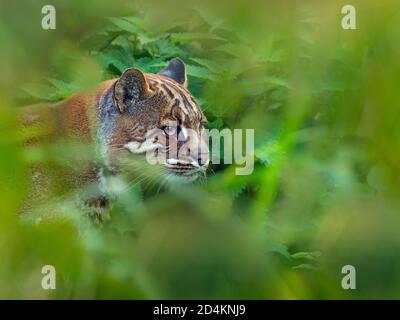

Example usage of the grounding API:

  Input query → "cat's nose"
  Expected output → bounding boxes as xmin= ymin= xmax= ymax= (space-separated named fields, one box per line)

xmin=197 ymin=153 xmax=209 ymax=167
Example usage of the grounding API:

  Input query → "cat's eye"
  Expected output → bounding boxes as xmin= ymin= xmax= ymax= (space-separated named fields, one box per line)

xmin=163 ymin=125 xmax=177 ymax=135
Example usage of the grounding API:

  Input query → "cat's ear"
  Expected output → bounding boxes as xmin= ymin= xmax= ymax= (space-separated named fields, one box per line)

xmin=158 ymin=58 xmax=187 ymax=88
xmin=114 ymin=68 xmax=154 ymax=113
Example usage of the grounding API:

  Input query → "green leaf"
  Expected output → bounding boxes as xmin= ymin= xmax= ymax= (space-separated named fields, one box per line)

xmin=291 ymin=251 xmax=322 ymax=261
xmin=156 ymin=39 xmax=185 ymax=58
xmin=110 ymin=35 xmax=132 ymax=49
xmin=269 ymin=242 xmax=292 ymax=260
xmin=123 ymin=16 xmax=151 ymax=33
xmin=22 ymin=79 xmax=80 ymax=101
xmin=21 ymin=83 xmax=57 ymax=101
xmin=190 ymin=58 xmax=221 ymax=72
xmin=255 ymin=140 xmax=286 ymax=166
xmin=186 ymin=64 xmax=214 ymax=80
xmin=108 ymin=17 xmax=142 ymax=34
xmin=214 ymin=43 xmax=255 ymax=58
xmin=194 ymin=7 xmax=225 ymax=32
xmin=99 ymin=48 xmax=135 ymax=73
xmin=135 ymin=57 xmax=165 ymax=73
xmin=206 ymin=119 xmax=225 ymax=130
xmin=292 ymin=264 xmax=317 ymax=270
xmin=170 ymin=32 xmax=225 ymax=43
xmin=137 ymin=33 xmax=160 ymax=45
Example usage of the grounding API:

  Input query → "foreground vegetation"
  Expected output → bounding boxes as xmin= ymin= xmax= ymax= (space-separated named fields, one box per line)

xmin=0 ymin=0 xmax=400 ymax=298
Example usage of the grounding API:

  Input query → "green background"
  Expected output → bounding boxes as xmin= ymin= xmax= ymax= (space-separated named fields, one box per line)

xmin=0 ymin=0 xmax=400 ymax=299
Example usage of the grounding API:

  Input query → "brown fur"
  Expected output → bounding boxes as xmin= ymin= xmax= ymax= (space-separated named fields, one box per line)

xmin=19 ymin=61 xmax=209 ymax=217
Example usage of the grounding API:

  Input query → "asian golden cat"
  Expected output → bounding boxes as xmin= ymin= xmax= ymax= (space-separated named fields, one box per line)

xmin=20 ymin=58 xmax=209 ymax=221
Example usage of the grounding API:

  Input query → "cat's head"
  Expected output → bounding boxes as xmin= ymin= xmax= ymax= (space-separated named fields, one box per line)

xmin=100 ymin=58 xmax=209 ymax=184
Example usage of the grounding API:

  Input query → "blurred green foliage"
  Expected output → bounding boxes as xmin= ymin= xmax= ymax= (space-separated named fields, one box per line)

xmin=1 ymin=0 xmax=400 ymax=299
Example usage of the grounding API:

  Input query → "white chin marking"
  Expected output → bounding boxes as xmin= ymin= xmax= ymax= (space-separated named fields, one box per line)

xmin=166 ymin=158 xmax=179 ymax=165
xmin=124 ymin=140 xmax=160 ymax=154
xmin=167 ymin=173 xmax=199 ymax=184
xmin=166 ymin=159 xmax=200 ymax=168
